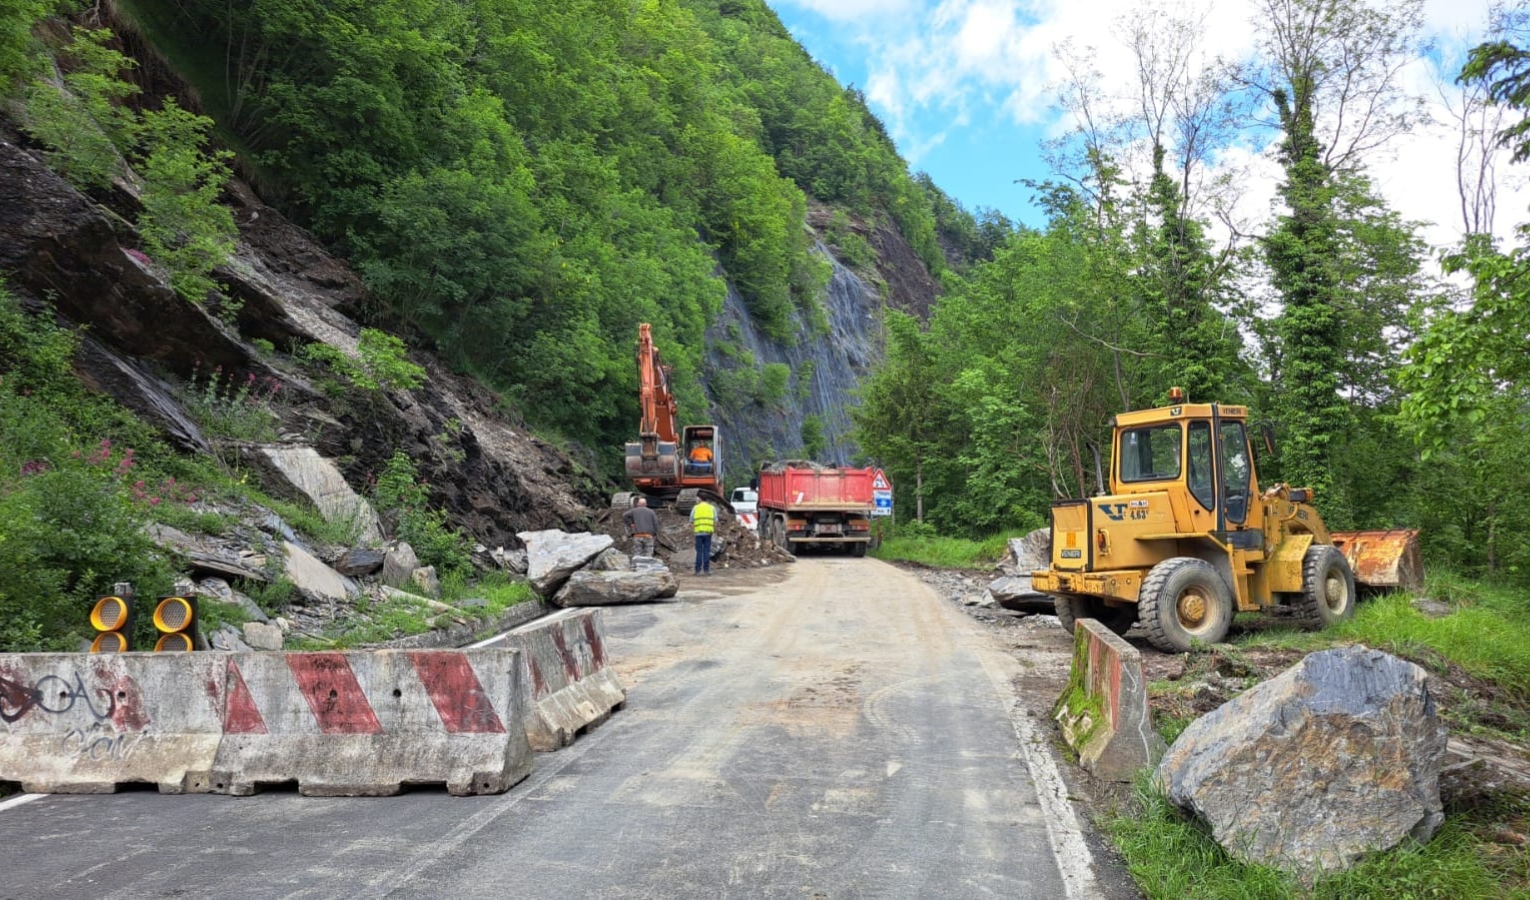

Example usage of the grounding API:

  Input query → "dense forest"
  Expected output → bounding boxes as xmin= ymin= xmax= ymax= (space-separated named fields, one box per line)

xmin=853 ymin=0 xmax=1530 ymax=586
xmin=4 ymin=0 xmax=978 ymax=452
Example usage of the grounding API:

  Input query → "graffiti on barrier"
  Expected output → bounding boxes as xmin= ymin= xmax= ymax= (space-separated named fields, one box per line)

xmin=61 ymin=725 xmax=140 ymax=762
xmin=0 ymin=671 xmax=117 ymax=724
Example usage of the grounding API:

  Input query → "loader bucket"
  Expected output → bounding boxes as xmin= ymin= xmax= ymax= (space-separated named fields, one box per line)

xmin=1330 ymin=529 xmax=1424 ymax=591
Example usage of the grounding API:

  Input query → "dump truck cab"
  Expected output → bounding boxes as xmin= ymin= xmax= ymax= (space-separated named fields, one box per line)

xmin=1035 ymin=389 xmax=1421 ymax=652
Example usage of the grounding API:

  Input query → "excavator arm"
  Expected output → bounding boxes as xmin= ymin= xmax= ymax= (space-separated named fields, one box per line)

xmin=636 ymin=323 xmax=680 ymax=445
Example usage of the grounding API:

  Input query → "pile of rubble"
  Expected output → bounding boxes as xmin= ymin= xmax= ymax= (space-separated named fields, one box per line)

xmin=592 ymin=503 xmax=793 ymax=572
xmin=513 ymin=530 xmax=677 ymax=606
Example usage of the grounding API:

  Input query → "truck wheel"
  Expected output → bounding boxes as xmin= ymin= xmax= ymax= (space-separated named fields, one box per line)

xmin=852 ymin=541 xmax=867 ymax=558
xmin=1295 ymin=545 xmax=1356 ymax=630
xmin=611 ymin=492 xmax=635 ymax=509
xmin=1139 ymin=557 xmax=1233 ymax=653
xmin=1054 ymin=596 xmax=1136 ymax=636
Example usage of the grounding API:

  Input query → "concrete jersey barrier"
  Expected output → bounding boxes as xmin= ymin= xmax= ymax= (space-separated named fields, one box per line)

xmin=1053 ymin=618 xmax=1165 ymax=781
xmin=0 ymin=650 xmax=534 ymax=797
xmin=211 ymin=649 xmax=532 ymax=796
xmin=0 ymin=654 xmax=228 ymax=793
xmin=495 ymin=608 xmax=626 ymax=751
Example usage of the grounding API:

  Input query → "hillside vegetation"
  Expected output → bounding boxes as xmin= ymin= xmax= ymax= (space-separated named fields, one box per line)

xmin=854 ymin=1 xmax=1530 ymax=591
xmin=105 ymin=0 xmax=963 ymax=449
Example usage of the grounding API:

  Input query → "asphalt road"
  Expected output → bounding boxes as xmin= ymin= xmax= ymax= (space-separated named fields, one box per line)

xmin=0 ymin=558 xmax=1098 ymax=899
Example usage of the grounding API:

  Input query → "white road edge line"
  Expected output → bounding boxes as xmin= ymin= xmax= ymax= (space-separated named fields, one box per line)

xmin=0 ymin=793 xmax=44 ymax=813
xmin=970 ymin=636 xmax=1102 ymax=900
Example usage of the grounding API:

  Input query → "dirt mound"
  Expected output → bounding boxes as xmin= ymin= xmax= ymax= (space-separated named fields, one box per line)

xmin=594 ymin=505 xmax=792 ymax=571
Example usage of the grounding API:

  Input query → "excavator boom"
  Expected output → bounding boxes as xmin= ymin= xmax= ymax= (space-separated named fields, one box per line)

xmin=621 ymin=324 xmax=727 ymax=511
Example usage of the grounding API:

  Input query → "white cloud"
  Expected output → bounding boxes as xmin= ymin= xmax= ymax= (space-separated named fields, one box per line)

xmin=771 ymin=0 xmax=1530 ymax=250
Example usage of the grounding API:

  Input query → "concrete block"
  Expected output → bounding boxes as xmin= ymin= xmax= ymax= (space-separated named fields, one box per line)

xmin=492 ymin=609 xmax=626 ymax=751
xmin=1054 ymin=618 xmax=1165 ymax=781
xmin=0 ymin=654 xmax=229 ymax=793
xmin=210 ymin=649 xmax=533 ymax=796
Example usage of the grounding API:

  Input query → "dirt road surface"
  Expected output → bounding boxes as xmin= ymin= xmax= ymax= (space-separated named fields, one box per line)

xmin=0 ymin=558 xmax=1113 ymax=899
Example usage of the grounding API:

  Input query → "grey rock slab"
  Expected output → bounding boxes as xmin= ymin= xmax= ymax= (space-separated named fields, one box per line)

xmin=256 ymin=447 xmax=383 ymax=543
xmin=553 ymin=569 xmax=679 ymax=607
xmin=334 ymin=548 xmax=386 ymax=577
xmin=491 ymin=546 xmax=529 ymax=575
xmin=1156 ymin=645 xmax=1449 ymax=874
xmin=588 ymin=548 xmax=632 ymax=572
xmin=997 ymin=528 xmax=1051 ymax=575
xmin=282 ymin=540 xmax=356 ymax=602
xmin=381 ymin=541 xmax=420 ymax=588
xmin=210 ymin=624 xmax=253 ymax=652
xmin=242 ymin=621 xmax=285 ymax=651
xmin=1411 ymin=598 xmax=1453 ymax=619
xmin=986 ymin=575 xmax=1056 ymax=614
xmin=517 ymin=530 xmax=614 ymax=596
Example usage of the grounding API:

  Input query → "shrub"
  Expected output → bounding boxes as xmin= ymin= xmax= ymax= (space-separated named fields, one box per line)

xmin=181 ymin=363 xmax=283 ymax=441
xmin=134 ymin=98 xmax=237 ymax=304
xmin=372 ymin=452 xmax=470 ymax=577
xmin=301 ymin=329 xmax=425 ymax=394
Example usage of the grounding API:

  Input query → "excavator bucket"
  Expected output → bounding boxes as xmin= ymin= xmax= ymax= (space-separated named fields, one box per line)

xmin=1330 ymin=529 xmax=1424 ymax=591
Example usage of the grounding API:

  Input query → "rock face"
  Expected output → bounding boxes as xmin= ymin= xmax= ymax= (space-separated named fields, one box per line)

xmin=553 ymin=570 xmax=679 ymax=607
xmin=254 ymin=447 xmax=383 ymax=544
xmin=1156 ymin=646 xmax=1449 ymax=874
xmin=518 ymin=530 xmax=614 ymax=596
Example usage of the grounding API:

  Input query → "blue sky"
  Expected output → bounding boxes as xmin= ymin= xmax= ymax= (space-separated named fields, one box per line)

xmin=764 ymin=0 xmax=1525 ymax=248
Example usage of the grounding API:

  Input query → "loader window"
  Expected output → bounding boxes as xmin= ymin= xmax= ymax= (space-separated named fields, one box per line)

xmin=1119 ymin=424 xmax=1182 ymax=483
xmin=1187 ymin=421 xmax=1216 ymax=511
xmin=1219 ymin=422 xmax=1252 ymax=524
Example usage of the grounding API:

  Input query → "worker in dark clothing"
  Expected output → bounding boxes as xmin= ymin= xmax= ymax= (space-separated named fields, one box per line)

xmin=622 ymin=497 xmax=660 ymax=559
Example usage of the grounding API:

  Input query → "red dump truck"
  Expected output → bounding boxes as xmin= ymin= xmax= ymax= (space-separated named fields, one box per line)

xmin=757 ymin=462 xmax=875 ymax=556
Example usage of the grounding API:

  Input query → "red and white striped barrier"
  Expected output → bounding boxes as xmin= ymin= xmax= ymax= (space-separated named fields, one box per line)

xmin=211 ymin=649 xmax=531 ymax=796
xmin=0 ymin=650 xmax=533 ymax=796
xmin=738 ymin=512 xmax=758 ymax=532
xmin=494 ymin=609 xmax=625 ymax=751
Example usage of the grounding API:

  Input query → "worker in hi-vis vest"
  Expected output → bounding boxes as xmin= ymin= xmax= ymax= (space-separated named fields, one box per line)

xmin=689 ymin=499 xmax=716 ymax=575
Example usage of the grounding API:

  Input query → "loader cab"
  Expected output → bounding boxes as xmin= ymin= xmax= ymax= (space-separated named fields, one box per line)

xmin=1111 ymin=389 xmax=1259 ymax=536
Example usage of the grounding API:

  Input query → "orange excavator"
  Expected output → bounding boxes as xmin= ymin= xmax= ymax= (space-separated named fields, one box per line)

xmin=613 ymin=324 xmax=728 ymax=512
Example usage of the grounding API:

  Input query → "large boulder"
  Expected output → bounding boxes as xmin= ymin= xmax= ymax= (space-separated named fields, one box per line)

xmin=518 ymin=530 xmax=614 ymax=596
xmin=986 ymin=574 xmax=1055 ymax=614
xmin=1156 ymin=646 xmax=1449 ymax=874
xmin=997 ymin=528 xmax=1051 ymax=575
xmin=553 ymin=569 xmax=679 ymax=607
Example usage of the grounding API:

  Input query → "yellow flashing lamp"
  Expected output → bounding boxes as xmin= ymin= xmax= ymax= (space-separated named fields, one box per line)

xmin=1168 ymin=386 xmax=1186 ymax=404
xmin=152 ymin=595 xmax=200 ymax=652
xmin=89 ymin=595 xmax=135 ymax=653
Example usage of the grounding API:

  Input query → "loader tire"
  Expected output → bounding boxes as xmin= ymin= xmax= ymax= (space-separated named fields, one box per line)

xmin=1139 ymin=557 xmax=1233 ymax=653
xmin=1295 ymin=545 xmax=1356 ymax=630
xmin=1054 ymin=596 xmax=1136 ymax=636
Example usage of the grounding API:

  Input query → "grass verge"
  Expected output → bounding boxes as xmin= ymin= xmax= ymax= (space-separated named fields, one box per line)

xmin=871 ymin=531 xmax=1019 ymax=569
xmin=1111 ymin=569 xmax=1530 ymax=898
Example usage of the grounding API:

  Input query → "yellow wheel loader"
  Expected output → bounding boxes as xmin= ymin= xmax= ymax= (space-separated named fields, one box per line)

xmin=1032 ymin=389 xmax=1423 ymax=653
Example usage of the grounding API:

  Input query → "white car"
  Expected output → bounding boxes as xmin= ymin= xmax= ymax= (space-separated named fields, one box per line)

xmin=730 ymin=488 xmax=759 ymax=529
